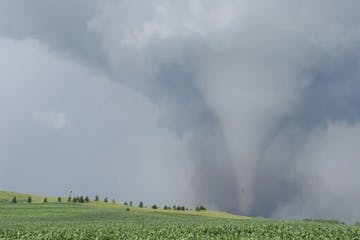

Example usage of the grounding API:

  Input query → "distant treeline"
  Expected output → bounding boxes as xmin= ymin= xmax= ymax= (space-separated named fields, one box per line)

xmin=9 ymin=195 xmax=207 ymax=211
xmin=303 ymin=218 xmax=345 ymax=225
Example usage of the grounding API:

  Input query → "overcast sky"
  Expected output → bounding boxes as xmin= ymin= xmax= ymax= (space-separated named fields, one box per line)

xmin=1 ymin=0 xmax=360 ymax=222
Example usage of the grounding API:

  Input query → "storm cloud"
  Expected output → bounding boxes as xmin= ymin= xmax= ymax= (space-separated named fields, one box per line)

xmin=1 ymin=0 xmax=360 ymax=221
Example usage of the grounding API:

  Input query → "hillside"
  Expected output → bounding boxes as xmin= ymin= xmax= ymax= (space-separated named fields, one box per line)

xmin=0 ymin=190 xmax=50 ymax=203
xmin=0 ymin=190 xmax=245 ymax=220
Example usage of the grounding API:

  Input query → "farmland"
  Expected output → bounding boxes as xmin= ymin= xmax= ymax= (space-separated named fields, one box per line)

xmin=0 ymin=191 xmax=359 ymax=239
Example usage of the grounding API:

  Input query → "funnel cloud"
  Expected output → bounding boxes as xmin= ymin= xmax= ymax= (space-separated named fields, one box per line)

xmin=1 ymin=0 xmax=360 ymax=221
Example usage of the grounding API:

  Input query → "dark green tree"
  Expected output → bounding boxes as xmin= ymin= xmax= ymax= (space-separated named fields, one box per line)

xmin=57 ymin=197 xmax=62 ymax=203
xmin=200 ymin=205 xmax=206 ymax=211
xmin=95 ymin=195 xmax=99 ymax=201
xmin=84 ymin=196 xmax=90 ymax=202
xmin=151 ymin=204 xmax=158 ymax=209
xmin=43 ymin=197 xmax=48 ymax=203
xmin=27 ymin=196 xmax=32 ymax=203
xmin=129 ymin=201 xmax=133 ymax=207
xmin=11 ymin=196 xmax=17 ymax=203
xmin=139 ymin=201 xmax=144 ymax=208
xmin=104 ymin=197 xmax=108 ymax=203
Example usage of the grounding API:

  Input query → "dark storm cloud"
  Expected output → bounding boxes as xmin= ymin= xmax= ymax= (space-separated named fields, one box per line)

xmin=0 ymin=0 xmax=106 ymax=68
xmin=2 ymin=0 xmax=360 ymax=221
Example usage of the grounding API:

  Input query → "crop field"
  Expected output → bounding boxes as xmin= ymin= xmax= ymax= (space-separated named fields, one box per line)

xmin=0 ymin=192 xmax=360 ymax=239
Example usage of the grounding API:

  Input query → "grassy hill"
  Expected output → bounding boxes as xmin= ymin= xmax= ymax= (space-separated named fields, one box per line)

xmin=0 ymin=190 xmax=359 ymax=239
xmin=0 ymin=191 xmax=248 ymax=220
xmin=0 ymin=190 xmax=54 ymax=203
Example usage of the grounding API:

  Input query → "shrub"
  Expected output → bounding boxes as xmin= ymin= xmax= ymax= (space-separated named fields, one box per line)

xmin=27 ymin=196 xmax=32 ymax=203
xmin=152 ymin=204 xmax=158 ymax=209
xmin=199 ymin=205 xmax=206 ymax=211
xmin=104 ymin=197 xmax=108 ymax=203
xmin=67 ymin=197 xmax=72 ymax=202
xmin=11 ymin=196 xmax=17 ymax=204
xmin=57 ymin=197 xmax=62 ymax=203
xmin=126 ymin=208 xmax=130 ymax=211
xmin=43 ymin=197 xmax=48 ymax=203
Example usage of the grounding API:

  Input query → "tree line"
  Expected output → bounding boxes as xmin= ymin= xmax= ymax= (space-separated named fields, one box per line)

xmin=9 ymin=195 xmax=207 ymax=211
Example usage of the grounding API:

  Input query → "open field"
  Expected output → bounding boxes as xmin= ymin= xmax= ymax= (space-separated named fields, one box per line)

xmin=0 ymin=191 xmax=359 ymax=239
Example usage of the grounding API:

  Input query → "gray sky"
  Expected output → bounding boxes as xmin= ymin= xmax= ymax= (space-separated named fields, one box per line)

xmin=1 ymin=0 xmax=360 ymax=221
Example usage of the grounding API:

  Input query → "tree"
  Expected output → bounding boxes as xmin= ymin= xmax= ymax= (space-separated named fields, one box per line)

xmin=84 ymin=196 xmax=90 ymax=202
xmin=139 ymin=201 xmax=144 ymax=208
xmin=129 ymin=201 xmax=133 ymax=207
xmin=112 ymin=198 xmax=116 ymax=204
xmin=11 ymin=196 xmax=17 ymax=204
xmin=173 ymin=205 xmax=176 ymax=210
xmin=151 ymin=204 xmax=158 ymax=209
xmin=163 ymin=205 xmax=168 ymax=210
xmin=67 ymin=197 xmax=72 ymax=202
xmin=57 ymin=197 xmax=62 ymax=203
xmin=27 ymin=196 xmax=32 ymax=203
xmin=200 ymin=205 xmax=206 ymax=211
xmin=195 ymin=205 xmax=206 ymax=211
xmin=43 ymin=197 xmax=48 ymax=203
xmin=95 ymin=195 xmax=99 ymax=201
xmin=79 ymin=196 xmax=84 ymax=203
xmin=104 ymin=197 xmax=108 ymax=203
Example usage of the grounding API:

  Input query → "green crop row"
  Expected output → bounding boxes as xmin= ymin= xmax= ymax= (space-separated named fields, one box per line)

xmin=1 ymin=222 xmax=360 ymax=240
xmin=1 ymin=202 xmax=359 ymax=240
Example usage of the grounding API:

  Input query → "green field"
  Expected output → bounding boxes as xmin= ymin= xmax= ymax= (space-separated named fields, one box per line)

xmin=0 ymin=191 xmax=359 ymax=239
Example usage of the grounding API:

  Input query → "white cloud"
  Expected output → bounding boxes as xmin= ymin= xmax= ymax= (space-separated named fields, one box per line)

xmin=32 ymin=110 xmax=68 ymax=131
